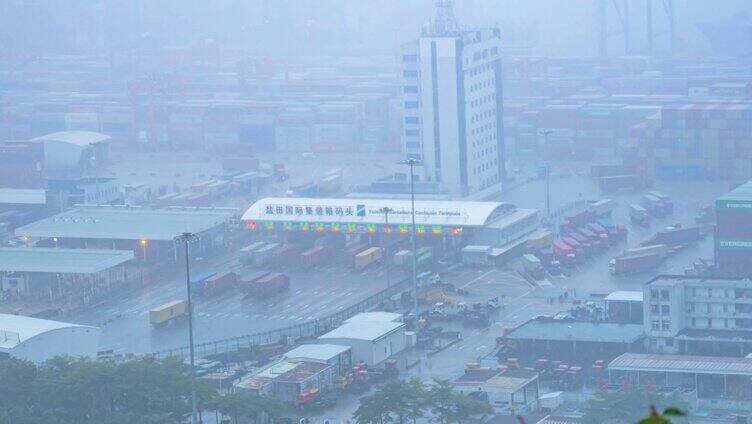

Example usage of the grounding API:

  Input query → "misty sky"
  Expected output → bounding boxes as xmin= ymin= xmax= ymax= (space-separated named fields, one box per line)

xmin=1 ymin=0 xmax=751 ymax=58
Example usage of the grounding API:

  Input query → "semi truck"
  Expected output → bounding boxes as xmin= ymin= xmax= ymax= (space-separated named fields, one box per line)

xmin=641 ymin=194 xmax=667 ymax=218
xmin=150 ymin=300 xmax=186 ymax=326
xmin=354 ymin=247 xmax=383 ymax=271
xmin=526 ymin=229 xmax=554 ymax=251
xmin=272 ymin=244 xmax=300 ymax=265
xmin=300 ymin=245 xmax=329 ymax=269
xmin=588 ymin=199 xmax=616 ymax=217
xmin=244 ymin=272 xmax=290 ymax=299
xmin=623 ymin=244 xmax=669 ymax=259
xmin=240 ymin=242 xmax=266 ymax=265
xmin=609 ymin=253 xmax=660 ymax=275
xmin=202 ymin=272 xmax=238 ymax=298
xmin=552 ymin=240 xmax=576 ymax=264
xmin=253 ymin=243 xmax=279 ymax=267
xmin=599 ymin=174 xmax=643 ymax=193
xmin=629 ymin=204 xmax=650 ymax=227
xmin=522 ymin=254 xmax=545 ymax=279
xmin=648 ymin=191 xmax=674 ymax=213
xmin=654 ymin=227 xmax=700 ymax=248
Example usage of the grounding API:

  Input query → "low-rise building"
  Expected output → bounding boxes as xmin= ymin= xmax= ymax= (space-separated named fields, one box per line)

xmin=643 ymin=275 xmax=752 ymax=356
xmin=0 ymin=313 xmax=100 ymax=362
xmin=454 ymin=368 xmax=540 ymax=414
xmin=604 ymin=291 xmax=644 ymax=324
xmin=609 ymin=352 xmax=752 ymax=410
xmin=234 ymin=359 xmax=335 ymax=403
xmin=283 ymin=344 xmax=352 ymax=376
xmin=318 ymin=320 xmax=406 ymax=366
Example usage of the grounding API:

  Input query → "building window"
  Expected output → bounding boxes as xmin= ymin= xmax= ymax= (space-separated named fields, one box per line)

xmin=403 ymin=70 xmax=418 ymax=78
xmin=650 ymin=338 xmax=657 ymax=347
xmin=661 ymin=305 xmax=670 ymax=315
xmin=403 ymin=85 xmax=419 ymax=94
xmin=725 ymin=319 xmax=730 ymax=328
xmin=723 ymin=303 xmax=729 ymax=313
xmin=651 ymin=289 xmax=659 ymax=299
xmin=665 ymin=338 xmax=674 ymax=347
xmin=402 ymin=54 xmax=418 ymax=63
xmin=691 ymin=318 xmax=696 ymax=326
xmin=405 ymin=129 xmax=419 ymax=136
xmin=661 ymin=321 xmax=670 ymax=331
xmin=660 ymin=290 xmax=669 ymax=300
xmin=405 ymin=117 xmax=419 ymax=125
xmin=708 ymin=288 xmax=712 ymax=297
xmin=651 ymin=320 xmax=660 ymax=330
xmin=404 ymin=101 xmax=419 ymax=109
xmin=406 ymin=142 xmax=420 ymax=149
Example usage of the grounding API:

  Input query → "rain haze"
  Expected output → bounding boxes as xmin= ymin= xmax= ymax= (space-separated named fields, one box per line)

xmin=1 ymin=1 xmax=752 ymax=423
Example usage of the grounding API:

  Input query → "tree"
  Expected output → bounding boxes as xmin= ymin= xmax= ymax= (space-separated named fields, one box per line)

xmin=582 ymin=390 xmax=688 ymax=424
xmin=216 ymin=392 xmax=285 ymax=424
xmin=426 ymin=379 xmax=492 ymax=424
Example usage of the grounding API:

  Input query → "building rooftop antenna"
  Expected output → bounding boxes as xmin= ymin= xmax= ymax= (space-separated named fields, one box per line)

xmin=426 ymin=0 xmax=459 ymax=36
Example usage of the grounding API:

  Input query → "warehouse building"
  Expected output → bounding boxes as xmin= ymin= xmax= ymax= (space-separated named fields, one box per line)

xmin=283 ymin=344 xmax=352 ymax=376
xmin=234 ymin=358 xmax=337 ymax=403
xmin=0 ymin=313 xmax=100 ymax=362
xmin=502 ymin=317 xmax=645 ymax=365
xmin=454 ymin=368 xmax=540 ymax=414
xmin=15 ymin=205 xmax=235 ymax=262
xmin=0 ymin=247 xmax=134 ymax=305
xmin=608 ymin=353 xmax=752 ymax=410
xmin=318 ymin=319 xmax=406 ymax=366
xmin=28 ymin=131 xmax=111 ymax=178
xmin=604 ymin=291 xmax=644 ymax=324
xmin=643 ymin=275 xmax=752 ymax=356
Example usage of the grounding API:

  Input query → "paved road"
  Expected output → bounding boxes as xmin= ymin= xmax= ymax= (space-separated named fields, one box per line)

xmin=64 ymin=250 xmax=405 ymax=354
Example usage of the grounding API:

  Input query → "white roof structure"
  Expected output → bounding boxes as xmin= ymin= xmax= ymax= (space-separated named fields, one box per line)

xmin=0 ymin=188 xmax=46 ymax=206
xmin=0 ymin=314 xmax=100 ymax=362
xmin=344 ymin=312 xmax=402 ymax=324
xmin=16 ymin=206 xmax=234 ymax=241
xmin=30 ymin=131 xmax=111 ymax=147
xmin=0 ymin=247 xmax=134 ymax=274
xmin=318 ymin=321 xmax=405 ymax=342
xmin=284 ymin=344 xmax=351 ymax=363
xmin=604 ymin=291 xmax=644 ymax=302
xmin=609 ymin=353 xmax=752 ymax=376
xmin=242 ymin=197 xmax=513 ymax=228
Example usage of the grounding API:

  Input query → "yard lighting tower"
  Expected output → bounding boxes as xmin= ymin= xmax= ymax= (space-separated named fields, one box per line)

xmin=398 ymin=158 xmax=420 ymax=319
xmin=379 ymin=206 xmax=395 ymax=288
xmin=539 ymin=130 xmax=554 ymax=218
xmin=175 ymin=232 xmax=199 ymax=424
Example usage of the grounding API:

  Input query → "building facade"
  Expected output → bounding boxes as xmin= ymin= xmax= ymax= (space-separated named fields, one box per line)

xmin=401 ymin=2 xmax=504 ymax=197
xmin=643 ymin=275 xmax=752 ymax=356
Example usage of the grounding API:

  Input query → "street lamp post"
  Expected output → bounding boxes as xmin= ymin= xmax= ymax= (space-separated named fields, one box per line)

xmin=399 ymin=158 xmax=420 ymax=319
xmin=175 ymin=232 xmax=199 ymax=424
xmin=539 ymin=130 xmax=553 ymax=218
xmin=379 ymin=207 xmax=394 ymax=288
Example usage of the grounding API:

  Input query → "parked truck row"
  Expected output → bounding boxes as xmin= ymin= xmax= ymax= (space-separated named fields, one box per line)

xmin=609 ymin=224 xmax=704 ymax=275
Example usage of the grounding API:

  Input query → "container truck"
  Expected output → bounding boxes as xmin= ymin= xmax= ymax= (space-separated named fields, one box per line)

xmin=239 ymin=271 xmax=271 ymax=296
xmin=300 ymin=245 xmax=329 ymax=269
xmin=578 ymin=228 xmax=603 ymax=251
xmin=343 ymin=242 xmax=369 ymax=265
xmin=393 ymin=249 xmax=410 ymax=266
xmin=354 ymin=247 xmax=383 ymax=271
xmin=655 ymin=227 xmax=700 ymax=248
xmin=623 ymin=244 xmax=669 ymax=259
xmin=522 ymin=254 xmax=544 ymax=279
xmin=240 ymin=242 xmax=266 ymax=265
xmin=641 ymin=194 xmax=666 ymax=218
xmin=599 ymin=174 xmax=643 ymax=193
xmin=588 ymin=199 xmax=616 ymax=217
xmin=272 ymin=244 xmax=300 ymax=265
xmin=462 ymin=245 xmax=492 ymax=266
xmin=609 ymin=253 xmax=660 ymax=275
xmin=586 ymin=223 xmax=610 ymax=244
xmin=245 ymin=272 xmax=290 ymax=299
xmin=629 ymin=204 xmax=650 ymax=227
xmin=648 ymin=191 xmax=673 ymax=213
xmin=150 ymin=300 xmax=187 ymax=326
xmin=189 ymin=272 xmax=216 ymax=297
xmin=563 ymin=236 xmax=586 ymax=257
xmin=253 ymin=243 xmax=279 ymax=267
xmin=552 ymin=240 xmax=575 ymax=264
xmin=526 ymin=230 xmax=553 ymax=251
xmin=203 ymin=272 xmax=237 ymax=298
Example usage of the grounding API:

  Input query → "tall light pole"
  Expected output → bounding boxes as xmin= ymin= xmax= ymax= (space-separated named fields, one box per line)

xmin=399 ymin=158 xmax=420 ymax=319
xmin=539 ymin=130 xmax=553 ymax=218
xmin=379 ymin=206 xmax=394 ymax=288
xmin=175 ymin=232 xmax=199 ymax=424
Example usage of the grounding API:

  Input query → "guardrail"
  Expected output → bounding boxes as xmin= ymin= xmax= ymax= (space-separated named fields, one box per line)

xmin=153 ymin=277 xmax=412 ymax=359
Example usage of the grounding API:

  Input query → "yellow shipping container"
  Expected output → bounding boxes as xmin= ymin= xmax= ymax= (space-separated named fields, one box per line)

xmin=354 ymin=247 xmax=383 ymax=271
xmin=150 ymin=300 xmax=187 ymax=325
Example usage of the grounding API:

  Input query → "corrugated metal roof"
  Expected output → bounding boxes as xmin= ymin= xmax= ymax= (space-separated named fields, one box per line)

xmin=242 ymin=197 xmax=514 ymax=227
xmin=318 ymin=321 xmax=404 ymax=342
xmin=284 ymin=344 xmax=350 ymax=362
xmin=506 ymin=319 xmax=644 ymax=344
xmin=16 ymin=206 xmax=233 ymax=241
xmin=604 ymin=291 xmax=643 ymax=302
xmin=0 ymin=189 xmax=46 ymax=206
xmin=30 ymin=131 xmax=111 ymax=147
xmin=0 ymin=247 xmax=134 ymax=273
xmin=609 ymin=353 xmax=752 ymax=376
xmin=344 ymin=312 xmax=402 ymax=324
xmin=0 ymin=313 xmax=96 ymax=350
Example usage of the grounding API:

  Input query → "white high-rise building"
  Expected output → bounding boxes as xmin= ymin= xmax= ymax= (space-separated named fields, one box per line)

xmin=401 ymin=1 xmax=505 ymax=198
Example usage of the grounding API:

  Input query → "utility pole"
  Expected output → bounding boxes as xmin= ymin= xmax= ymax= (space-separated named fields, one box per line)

xmin=379 ymin=207 xmax=394 ymax=289
xmin=175 ymin=232 xmax=199 ymax=424
xmin=399 ymin=158 xmax=420 ymax=319
xmin=539 ymin=130 xmax=553 ymax=218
